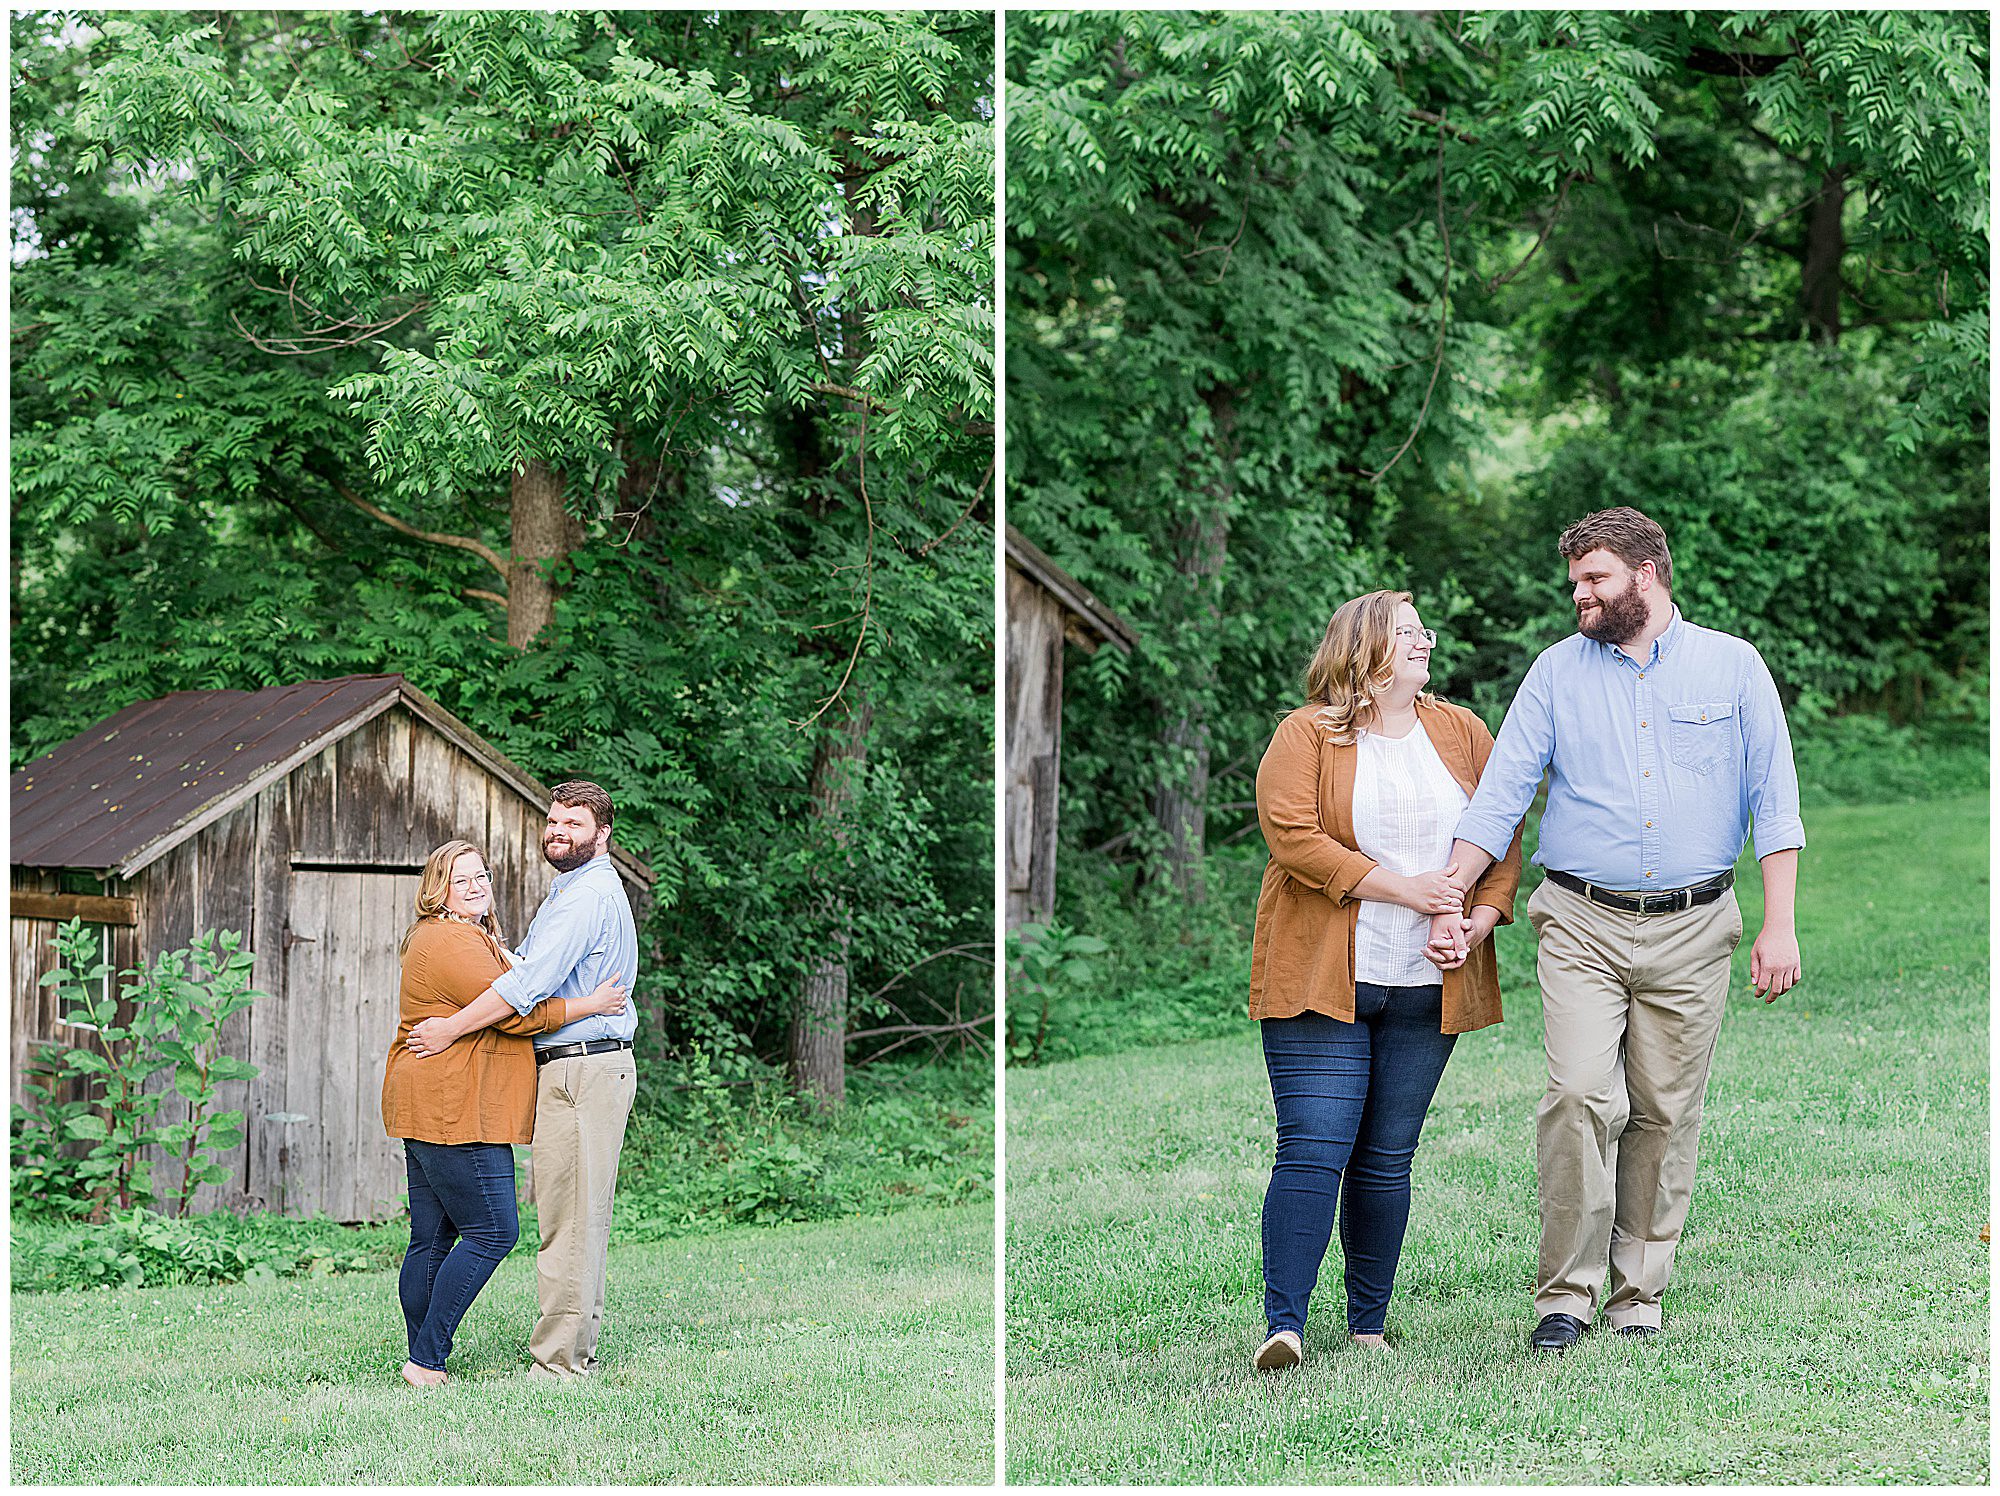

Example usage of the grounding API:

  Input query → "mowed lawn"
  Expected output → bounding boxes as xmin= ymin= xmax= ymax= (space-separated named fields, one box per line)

xmin=13 ymin=1203 xmax=993 ymax=1484
xmin=1006 ymin=796 xmax=1988 ymax=1484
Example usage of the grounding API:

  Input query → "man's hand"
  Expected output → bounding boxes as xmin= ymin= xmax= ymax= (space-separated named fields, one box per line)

xmin=1423 ymin=910 xmax=1470 ymax=970
xmin=406 ymin=1015 xmax=462 ymax=1057
xmin=1749 ymin=925 xmax=1801 ymax=1002
xmin=1423 ymin=905 xmax=1502 ymax=971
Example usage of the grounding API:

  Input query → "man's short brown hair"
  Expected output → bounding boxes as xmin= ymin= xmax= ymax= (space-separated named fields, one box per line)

xmin=1558 ymin=506 xmax=1673 ymax=592
xmin=548 ymin=779 xmax=614 ymax=831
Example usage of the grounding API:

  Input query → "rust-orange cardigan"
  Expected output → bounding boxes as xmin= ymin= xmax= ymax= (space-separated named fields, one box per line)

xmin=380 ymin=918 xmax=568 ymax=1146
xmin=1247 ymin=698 xmax=1525 ymax=1033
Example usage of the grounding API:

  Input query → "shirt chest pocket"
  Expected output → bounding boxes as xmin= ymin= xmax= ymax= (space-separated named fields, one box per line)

xmin=1666 ymin=701 xmax=1735 ymax=775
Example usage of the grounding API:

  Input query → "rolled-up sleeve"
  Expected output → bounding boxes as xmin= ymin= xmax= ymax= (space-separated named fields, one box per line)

xmin=1256 ymin=711 xmax=1378 ymax=902
xmin=490 ymin=890 xmax=594 ymax=1015
xmin=1741 ymin=649 xmax=1806 ymax=859
xmin=1455 ymin=657 xmax=1555 ymax=863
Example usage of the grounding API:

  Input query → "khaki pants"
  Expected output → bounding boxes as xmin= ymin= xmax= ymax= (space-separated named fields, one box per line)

xmin=528 ymin=1050 xmax=637 ymax=1376
xmin=1528 ymin=876 xmax=1742 ymax=1329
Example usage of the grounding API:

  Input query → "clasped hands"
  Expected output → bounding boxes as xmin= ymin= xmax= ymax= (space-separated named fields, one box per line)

xmin=1401 ymin=862 xmax=1495 ymax=972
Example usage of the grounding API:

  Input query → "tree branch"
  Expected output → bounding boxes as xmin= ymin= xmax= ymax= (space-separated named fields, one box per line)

xmin=844 ymin=1015 xmax=993 ymax=1044
xmin=230 ymin=298 xmax=429 ymax=355
xmin=809 ymin=381 xmax=892 ymax=413
xmin=1185 ymin=191 xmax=1252 ymax=285
xmin=1369 ymin=122 xmax=1453 ymax=484
xmin=1685 ymin=47 xmax=1790 ymax=78
xmin=321 ymin=474 xmax=510 ymax=581
xmin=916 ymin=458 xmax=995 ymax=558
xmin=1408 ymin=108 xmax=1480 ymax=144
xmin=1486 ymin=169 xmax=1576 ymax=293
xmin=792 ymin=414 xmax=875 ymax=731
xmin=857 ymin=943 xmax=994 ymax=1009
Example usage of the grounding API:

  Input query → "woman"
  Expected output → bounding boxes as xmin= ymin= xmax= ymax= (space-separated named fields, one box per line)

xmin=1247 ymin=591 xmax=1523 ymax=1369
xmin=380 ymin=838 xmax=628 ymax=1388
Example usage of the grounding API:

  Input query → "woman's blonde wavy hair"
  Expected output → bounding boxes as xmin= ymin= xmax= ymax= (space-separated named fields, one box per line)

xmin=399 ymin=839 xmax=506 ymax=956
xmin=1304 ymin=589 xmax=1435 ymax=745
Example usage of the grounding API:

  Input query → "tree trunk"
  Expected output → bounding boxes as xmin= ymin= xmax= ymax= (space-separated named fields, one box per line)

xmin=508 ymin=459 xmax=571 ymax=648
xmin=1800 ymin=165 xmax=1847 ymax=344
xmin=790 ymin=695 xmax=872 ymax=1110
xmin=784 ymin=167 xmax=883 ymax=1108
xmin=1147 ymin=385 xmax=1238 ymax=907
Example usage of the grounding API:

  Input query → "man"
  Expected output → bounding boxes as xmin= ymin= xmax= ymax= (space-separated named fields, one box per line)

xmin=407 ymin=780 xmax=640 ymax=1380
xmin=1428 ymin=507 xmax=1803 ymax=1350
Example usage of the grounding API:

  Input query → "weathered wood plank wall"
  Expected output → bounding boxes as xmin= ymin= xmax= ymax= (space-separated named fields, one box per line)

xmin=1005 ymin=566 xmax=1067 ymax=929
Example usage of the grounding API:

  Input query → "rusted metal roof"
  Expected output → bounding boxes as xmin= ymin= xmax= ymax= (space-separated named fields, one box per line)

xmin=11 ymin=676 xmax=654 ymax=889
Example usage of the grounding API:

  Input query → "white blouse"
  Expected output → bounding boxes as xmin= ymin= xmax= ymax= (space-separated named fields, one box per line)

xmin=1351 ymin=724 xmax=1470 ymax=987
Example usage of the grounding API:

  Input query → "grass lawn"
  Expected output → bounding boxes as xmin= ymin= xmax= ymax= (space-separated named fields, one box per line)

xmin=13 ymin=1202 xmax=994 ymax=1484
xmin=1005 ymin=795 xmax=1989 ymax=1483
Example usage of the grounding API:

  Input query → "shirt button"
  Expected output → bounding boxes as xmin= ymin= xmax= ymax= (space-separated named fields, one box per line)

xmin=1640 ymin=720 xmax=1648 ymax=728
xmin=1646 ymin=821 xmax=1654 ymax=828
xmin=1646 ymin=871 xmax=1656 ymax=878
xmin=1643 ymin=770 xmax=1652 ymax=778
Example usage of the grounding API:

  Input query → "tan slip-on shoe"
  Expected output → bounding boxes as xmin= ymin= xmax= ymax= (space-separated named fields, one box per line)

xmin=1253 ymin=1329 xmax=1304 ymax=1371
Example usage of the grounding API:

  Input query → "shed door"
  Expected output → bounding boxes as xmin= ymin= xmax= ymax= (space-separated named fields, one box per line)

xmin=282 ymin=869 xmax=420 ymax=1221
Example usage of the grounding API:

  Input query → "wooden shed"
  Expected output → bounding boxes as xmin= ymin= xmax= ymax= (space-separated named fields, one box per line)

xmin=11 ymin=675 xmax=652 ymax=1222
xmin=1004 ymin=526 xmax=1137 ymax=929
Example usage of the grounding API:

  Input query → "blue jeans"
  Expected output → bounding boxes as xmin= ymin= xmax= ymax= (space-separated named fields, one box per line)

xmin=399 ymin=1140 xmax=521 ymax=1372
xmin=1260 ymin=985 xmax=1457 ymax=1337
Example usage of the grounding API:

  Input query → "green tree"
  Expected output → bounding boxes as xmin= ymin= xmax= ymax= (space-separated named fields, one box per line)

xmin=13 ymin=10 xmax=996 ymax=1111
xmin=1007 ymin=9 xmax=1986 ymax=914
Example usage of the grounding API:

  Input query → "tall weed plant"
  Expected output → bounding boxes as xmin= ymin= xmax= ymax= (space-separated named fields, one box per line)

xmin=13 ymin=921 xmax=263 ymax=1220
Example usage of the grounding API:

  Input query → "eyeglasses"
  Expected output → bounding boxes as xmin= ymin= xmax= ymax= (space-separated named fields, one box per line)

xmin=450 ymin=871 xmax=493 ymax=892
xmin=1394 ymin=626 xmax=1438 ymax=648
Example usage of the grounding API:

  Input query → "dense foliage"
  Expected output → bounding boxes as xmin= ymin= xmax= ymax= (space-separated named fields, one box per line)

xmin=13 ymin=12 xmax=996 ymax=1117
xmin=1008 ymin=10 xmax=1988 ymax=903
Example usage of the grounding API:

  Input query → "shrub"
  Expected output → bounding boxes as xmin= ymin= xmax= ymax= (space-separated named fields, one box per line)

xmin=613 ymin=1052 xmax=993 ymax=1239
xmin=1791 ymin=710 xmax=1989 ymax=806
xmin=1020 ymin=845 xmax=1267 ymax=1064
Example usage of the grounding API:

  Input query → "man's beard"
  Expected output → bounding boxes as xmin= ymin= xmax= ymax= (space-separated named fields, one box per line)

xmin=542 ymin=832 xmax=597 ymax=872
xmin=1577 ymin=583 xmax=1650 ymax=645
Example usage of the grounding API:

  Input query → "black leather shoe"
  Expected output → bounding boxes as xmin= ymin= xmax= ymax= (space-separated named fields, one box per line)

xmin=1614 ymin=1323 xmax=1659 ymax=1338
xmin=1530 ymin=1312 xmax=1588 ymax=1352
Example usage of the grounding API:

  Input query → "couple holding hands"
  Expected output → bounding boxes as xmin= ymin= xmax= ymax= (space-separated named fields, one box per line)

xmin=1249 ymin=506 xmax=1805 ymax=1367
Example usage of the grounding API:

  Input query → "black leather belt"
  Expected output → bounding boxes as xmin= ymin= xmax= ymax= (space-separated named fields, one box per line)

xmin=1546 ymin=867 xmax=1735 ymax=916
xmin=535 ymin=1038 xmax=634 ymax=1066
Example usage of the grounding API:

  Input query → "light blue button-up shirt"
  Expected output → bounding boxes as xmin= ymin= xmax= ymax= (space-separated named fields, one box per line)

xmin=492 ymin=852 xmax=639 ymax=1050
xmin=1455 ymin=610 xmax=1805 ymax=890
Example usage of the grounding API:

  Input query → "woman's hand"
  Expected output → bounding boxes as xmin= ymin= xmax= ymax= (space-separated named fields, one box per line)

xmin=1398 ymin=863 xmax=1464 ymax=915
xmin=583 ymin=974 xmax=628 ymax=1018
